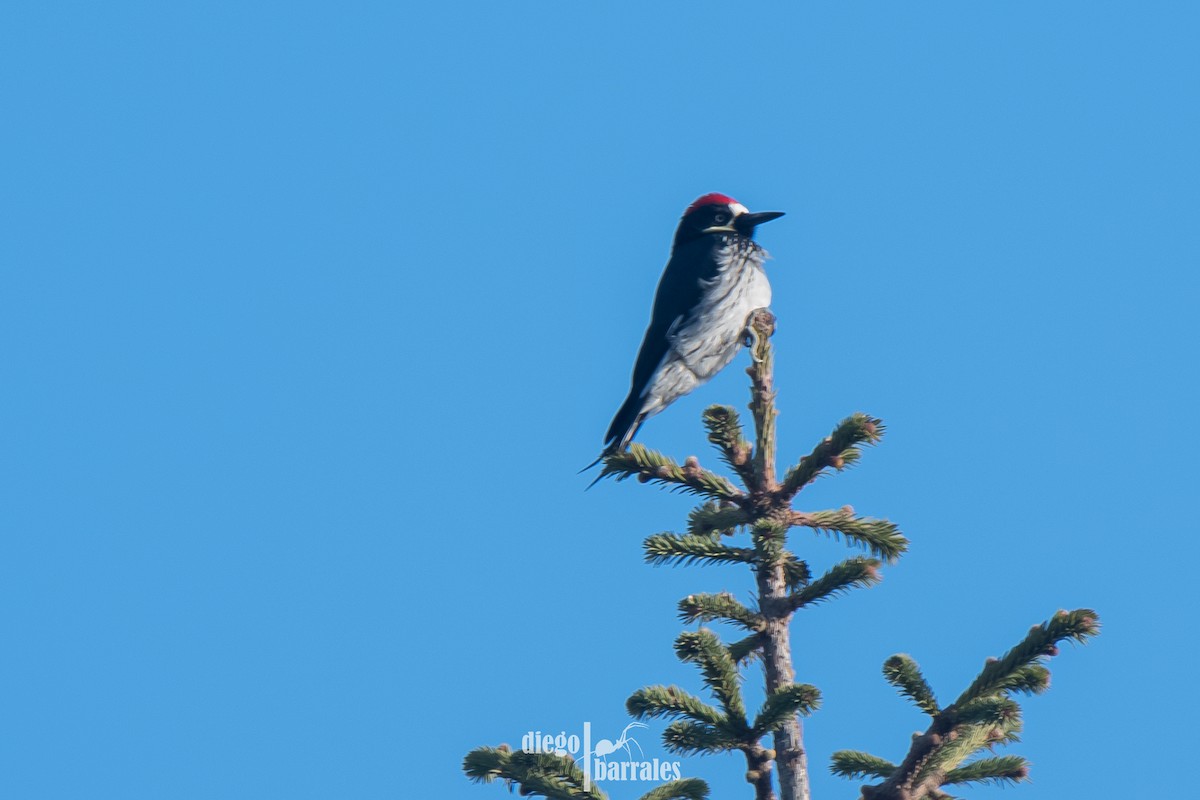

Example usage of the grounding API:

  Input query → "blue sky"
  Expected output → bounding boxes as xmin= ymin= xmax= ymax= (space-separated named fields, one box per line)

xmin=1 ymin=2 xmax=1197 ymax=798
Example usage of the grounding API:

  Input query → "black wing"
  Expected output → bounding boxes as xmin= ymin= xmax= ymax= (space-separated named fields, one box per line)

xmin=602 ymin=238 xmax=723 ymax=451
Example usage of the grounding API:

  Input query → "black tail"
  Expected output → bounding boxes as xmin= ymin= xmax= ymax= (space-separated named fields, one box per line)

xmin=580 ymin=393 xmax=646 ymax=483
xmin=603 ymin=392 xmax=646 ymax=457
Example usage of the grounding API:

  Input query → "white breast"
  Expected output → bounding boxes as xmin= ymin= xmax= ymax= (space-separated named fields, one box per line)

xmin=637 ymin=238 xmax=773 ymax=420
xmin=671 ymin=239 xmax=771 ymax=379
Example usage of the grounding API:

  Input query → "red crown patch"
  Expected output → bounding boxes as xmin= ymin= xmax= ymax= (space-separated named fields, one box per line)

xmin=684 ymin=193 xmax=739 ymax=215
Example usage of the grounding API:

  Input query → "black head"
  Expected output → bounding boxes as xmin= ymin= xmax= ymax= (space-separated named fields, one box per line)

xmin=674 ymin=193 xmax=785 ymax=245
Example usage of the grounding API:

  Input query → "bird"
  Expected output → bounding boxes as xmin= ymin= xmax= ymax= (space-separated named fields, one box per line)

xmin=597 ymin=193 xmax=784 ymax=460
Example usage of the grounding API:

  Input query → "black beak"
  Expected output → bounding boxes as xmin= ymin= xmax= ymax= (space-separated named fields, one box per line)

xmin=734 ymin=210 xmax=785 ymax=232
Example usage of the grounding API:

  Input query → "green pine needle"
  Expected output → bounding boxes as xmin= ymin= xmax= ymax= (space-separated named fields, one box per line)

xmin=882 ymin=654 xmax=940 ymax=716
xmin=643 ymin=532 xmax=757 ymax=569
xmin=636 ymin=777 xmax=711 ymax=800
xmin=687 ymin=501 xmax=749 ymax=536
xmin=678 ymin=592 xmax=764 ymax=631
xmin=787 ymin=557 xmax=883 ymax=610
xmin=829 ymin=750 xmax=897 ymax=780
xmin=943 ymin=755 xmax=1030 ymax=787
xmin=674 ymin=630 xmax=749 ymax=728
xmin=994 ymin=664 xmax=1051 ymax=696
xmin=463 ymin=747 xmax=606 ymax=800
xmin=779 ymin=414 xmax=885 ymax=498
xmin=661 ymin=720 xmax=744 ymax=755
xmin=956 ymin=609 xmax=1100 ymax=705
xmin=916 ymin=718 xmax=1022 ymax=785
xmin=727 ymin=633 xmax=763 ymax=666
xmin=752 ymin=684 xmax=821 ymax=736
xmin=794 ymin=509 xmax=908 ymax=562
xmin=702 ymin=405 xmax=754 ymax=483
xmin=954 ymin=696 xmax=1022 ymax=729
xmin=626 ymin=685 xmax=727 ymax=727
xmin=782 ymin=554 xmax=812 ymax=589
xmin=750 ymin=519 xmax=788 ymax=564
xmin=599 ymin=444 xmax=742 ymax=501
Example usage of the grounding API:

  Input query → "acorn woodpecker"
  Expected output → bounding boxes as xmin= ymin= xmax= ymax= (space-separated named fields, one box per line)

xmin=598 ymin=193 xmax=784 ymax=458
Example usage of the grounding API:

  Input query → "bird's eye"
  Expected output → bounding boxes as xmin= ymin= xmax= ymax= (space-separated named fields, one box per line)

xmin=713 ymin=213 xmax=729 ymax=224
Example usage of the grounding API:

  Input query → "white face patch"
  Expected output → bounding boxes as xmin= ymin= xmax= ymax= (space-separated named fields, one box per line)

xmin=700 ymin=202 xmax=751 ymax=234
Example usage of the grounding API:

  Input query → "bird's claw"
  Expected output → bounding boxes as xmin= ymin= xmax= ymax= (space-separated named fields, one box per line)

xmin=744 ymin=325 xmax=762 ymax=361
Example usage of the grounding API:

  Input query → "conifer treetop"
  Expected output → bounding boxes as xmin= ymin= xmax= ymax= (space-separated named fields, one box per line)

xmin=463 ymin=309 xmax=1098 ymax=800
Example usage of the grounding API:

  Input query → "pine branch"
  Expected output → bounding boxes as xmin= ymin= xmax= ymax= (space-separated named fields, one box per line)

xmin=674 ymin=629 xmax=749 ymax=729
xmin=752 ymin=684 xmax=821 ymax=737
xmin=661 ymin=720 xmax=745 ymax=755
xmin=745 ymin=309 xmax=779 ymax=490
xmin=778 ymin=414 xmax=884 ymax=499
xmin=636 ymin=777 xmax=711 ymax=800
xmin=703 ymin=405 xmax=755 ymax=486
xmin=877 ymin=701 xmax=1022 ymax=799
xmin=782 ymin=554 xmax=812 ymax=589
xmin=882 ymin=655 xmax=939 ymax=716
xmin=599 ymin=444 xmax=743 ymax=501
xmin=786 ymin=557 xmax=882 ymax=611
xmin=644 ymin=532 xmax=757 ymax=568
xmin=942 ymin=755 xmax=1030 ymax=787
xmin=955 ymin=609 xmax=1099 ymax=705
xmin=849 ymin=610 xmax=1101 ymax=800
xmin=627 ymin=685 xmax=727 ymax=727
xmin=463 ymin=746 xmax=606 ymax=800
xmin=829 ymin=750 xmax=898 ymax=781
xmin=913 ymin=718 xmax=1020 ymax=789
xmin=687 ymin=501 xmax=750 ymax=536
xmin=954 ymin=696 xmax=1022 ymax=729
xmin=728 ymin=633 xmax=763 ymax=666
xmin=790 ymin=508 xmax=907 ymax=562
xmin=750 ymin=519 xmax=788 ymax=566
xmin=995 ymin=664 xmax=1051 ymax=696
xmin=679 ymin=592 xmax=765 ymax=631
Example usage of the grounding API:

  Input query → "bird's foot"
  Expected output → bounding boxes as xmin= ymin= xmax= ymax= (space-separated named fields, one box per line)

xmin=743 ymin=324 xmax=762 ymax=361
xmin=744 ymin=308 xmax=775 ymax=362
